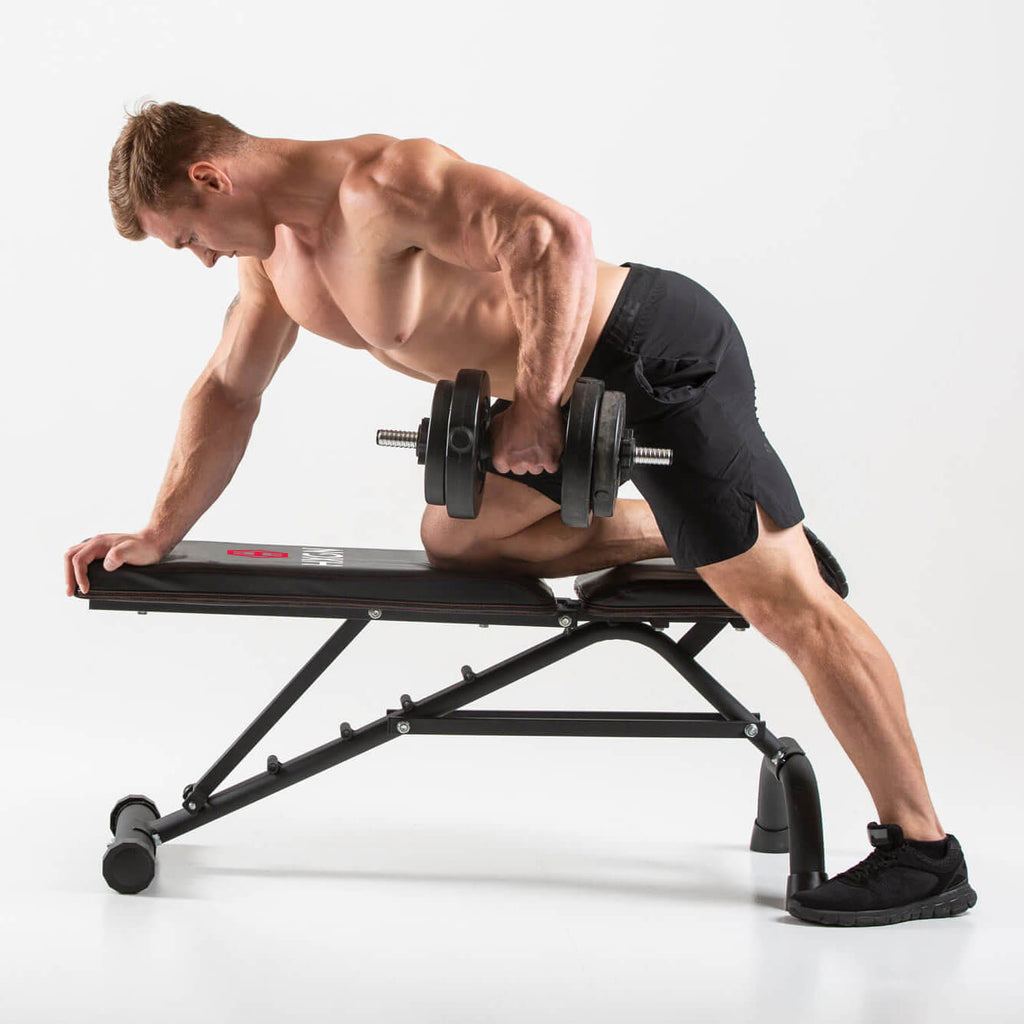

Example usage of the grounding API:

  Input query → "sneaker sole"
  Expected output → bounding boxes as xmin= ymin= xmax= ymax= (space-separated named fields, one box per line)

xmin=786 ymin=881 xmax=978 ymax=927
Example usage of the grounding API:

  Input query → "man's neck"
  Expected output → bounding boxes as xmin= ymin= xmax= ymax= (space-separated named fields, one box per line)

xmin=246 ymin=137 xmax=356 ymax=248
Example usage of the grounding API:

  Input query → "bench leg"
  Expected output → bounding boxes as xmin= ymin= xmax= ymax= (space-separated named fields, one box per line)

xmin=766 ymin=736 xmax=828 ymax=900
xmin=750 ymin=755 xmax=790 ymax=853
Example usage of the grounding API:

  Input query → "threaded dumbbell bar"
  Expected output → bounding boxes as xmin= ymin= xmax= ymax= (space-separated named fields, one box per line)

xmin=376 ymin=428 xmax=673 ymax=467
xmin=376 ymin=429 xmax=420 ymax=448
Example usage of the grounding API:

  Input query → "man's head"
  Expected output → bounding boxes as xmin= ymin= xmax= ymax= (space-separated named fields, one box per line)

xmin=109 ymin=101 xmax=276 ymax=263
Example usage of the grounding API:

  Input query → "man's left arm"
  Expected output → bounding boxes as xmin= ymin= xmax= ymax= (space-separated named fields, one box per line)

xmin=352 ymin=138 xmax=596 ymax=468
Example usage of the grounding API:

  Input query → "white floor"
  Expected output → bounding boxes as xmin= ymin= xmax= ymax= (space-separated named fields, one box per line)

xmin=2 ymin=711 xmax=1018 ymax=1023
xmin=4 ymin=587 xmax=1021 ymax=1023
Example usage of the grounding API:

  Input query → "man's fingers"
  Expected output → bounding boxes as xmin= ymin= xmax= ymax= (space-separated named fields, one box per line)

xmin=64 ymin=545 xmax=82 ymax=595
xmin=72 ymin=538 xmax=106 ymax=595
xmin=72 ymin=549 xmax=93 ymax=595
xmin=65 ymin=534 xmax=159 ymax=596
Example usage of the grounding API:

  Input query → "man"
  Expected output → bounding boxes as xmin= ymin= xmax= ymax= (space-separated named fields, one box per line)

xmin=65 ymin=101 xmax=975 ymax=926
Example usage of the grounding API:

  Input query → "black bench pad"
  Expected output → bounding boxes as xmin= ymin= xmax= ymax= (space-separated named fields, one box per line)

xmin=82 ymin=542 xmax=558 ymax=618
xmin=576 ymin=525 xmax=849 ymax=619
xmin=79 ymin=527 xmax=847 ymax=623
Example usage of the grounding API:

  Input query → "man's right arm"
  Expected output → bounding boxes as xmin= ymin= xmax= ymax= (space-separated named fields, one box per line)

xmin=145 ymin=260 xmax=299 ymax=551
xmin=65 ymin=259 xmax=298 ymax=595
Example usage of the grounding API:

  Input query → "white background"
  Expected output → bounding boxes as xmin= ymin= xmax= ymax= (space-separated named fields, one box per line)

xmin=2 ymin=1 xmax=1022 ymax=1021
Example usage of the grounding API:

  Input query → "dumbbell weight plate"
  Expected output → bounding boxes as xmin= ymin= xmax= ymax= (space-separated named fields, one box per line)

xmin=424 ymin=379 xmax=454 ymax=507
xmin=561 ymin=377 xmax=605 ymax=527
xmin=591 ymin=389 xmax=626 ymax=518
xmin=445 ymin=368 xmax=491 ymax=519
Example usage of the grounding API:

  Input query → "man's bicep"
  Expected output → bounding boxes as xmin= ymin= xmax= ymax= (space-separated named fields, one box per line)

xmin=202 ymin=263 xmax=299 ymax=403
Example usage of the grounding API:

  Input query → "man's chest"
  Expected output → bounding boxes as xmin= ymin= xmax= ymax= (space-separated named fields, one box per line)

xmin=264 ymin=228 xmax=426 ymax=351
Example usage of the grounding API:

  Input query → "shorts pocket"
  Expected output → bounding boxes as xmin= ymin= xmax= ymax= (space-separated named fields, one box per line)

xmin=633 ymin=354 xmax=716 ymax=407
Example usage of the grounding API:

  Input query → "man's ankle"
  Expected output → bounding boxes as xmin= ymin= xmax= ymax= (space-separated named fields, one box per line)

xmin=878 ymin=812 xmax=945 ymax=843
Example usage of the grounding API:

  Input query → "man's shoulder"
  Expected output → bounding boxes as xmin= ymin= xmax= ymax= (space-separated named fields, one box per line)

xmin=341 ymin=136 xmax=463 ymax=201
xmin=339 ymin=134 xmax=402 ymax=186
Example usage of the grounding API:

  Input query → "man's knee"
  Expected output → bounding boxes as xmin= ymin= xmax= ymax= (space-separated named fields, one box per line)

xmin=421 ymin=505 xmax=472 ymax=566
xmin=420 ymin=505 xmax=500 ymax=569
xmin=420 ymin=475 xmax=560 ymax=568
xmin=748 ymin=580 xmax=844 ymax=654
xmin=695 ymin=503 xmax=836 ymax=648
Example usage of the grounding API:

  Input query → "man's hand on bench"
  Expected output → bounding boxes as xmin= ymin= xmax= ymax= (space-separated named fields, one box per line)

xmin=65 ymin=532 xmax=167 ymax=596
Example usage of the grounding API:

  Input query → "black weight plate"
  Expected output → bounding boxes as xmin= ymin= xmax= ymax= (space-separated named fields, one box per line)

xmin=561 ymin=377 xmax=604 ymax=527
xmin=446 ymin=369 xmax=490 ymax=519
xmin=591 ymin=389 xmax=625 ymax=518
xmin=424 ymin=379 xmax=454 ymax=506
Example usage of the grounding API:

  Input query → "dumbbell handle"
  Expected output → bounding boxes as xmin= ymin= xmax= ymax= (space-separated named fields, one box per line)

xmin=376 ymin=428 xmax=673 ymax=467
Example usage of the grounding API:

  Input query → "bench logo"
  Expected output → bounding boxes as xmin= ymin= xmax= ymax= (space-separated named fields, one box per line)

xmin=227 ymin=549 xmax=290 ymax=559
xmin=302 ymin=547 xmax=345 ymax=566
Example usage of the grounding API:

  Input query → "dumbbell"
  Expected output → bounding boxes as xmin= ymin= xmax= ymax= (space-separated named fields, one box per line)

xmin=376 ymin=368 xmax=673 ymax=527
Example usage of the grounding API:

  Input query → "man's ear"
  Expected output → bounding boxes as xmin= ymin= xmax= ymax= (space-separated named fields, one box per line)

xmin=188 ymin=161 xmax=233 ymax=195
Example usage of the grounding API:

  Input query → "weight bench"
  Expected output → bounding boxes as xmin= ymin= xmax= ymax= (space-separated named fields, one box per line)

xmin=77 ymin=525 xmax=849 ymax=904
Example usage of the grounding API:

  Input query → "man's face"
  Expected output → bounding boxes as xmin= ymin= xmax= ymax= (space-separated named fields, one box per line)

xmin=138 ymin=163 xmax=276 ymax=265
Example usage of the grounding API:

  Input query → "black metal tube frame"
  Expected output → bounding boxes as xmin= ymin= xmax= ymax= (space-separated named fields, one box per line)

xmin=141 ymin=617 xmax=826 ymax=894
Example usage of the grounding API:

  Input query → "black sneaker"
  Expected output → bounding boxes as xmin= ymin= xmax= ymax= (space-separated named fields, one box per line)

xmin=787 ymin=822 xmax=977 ymax=926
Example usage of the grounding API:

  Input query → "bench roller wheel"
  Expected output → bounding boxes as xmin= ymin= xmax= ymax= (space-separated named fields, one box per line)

xmin=103 ymin=794 xmax=160 ymax=894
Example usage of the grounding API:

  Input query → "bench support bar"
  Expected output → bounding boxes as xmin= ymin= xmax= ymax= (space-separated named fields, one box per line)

xmin=104 ymin=618 xmax=827 ymax=901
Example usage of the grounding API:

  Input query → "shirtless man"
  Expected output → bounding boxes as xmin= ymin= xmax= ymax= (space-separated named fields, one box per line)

xmin=65 ymin=101 xmax=975 ymax=926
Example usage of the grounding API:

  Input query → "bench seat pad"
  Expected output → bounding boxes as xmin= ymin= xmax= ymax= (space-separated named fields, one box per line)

xmin=79 ymin=526 xmax=847 ymax=621
xmin=82 ymin=542 xmax=557 ymax=616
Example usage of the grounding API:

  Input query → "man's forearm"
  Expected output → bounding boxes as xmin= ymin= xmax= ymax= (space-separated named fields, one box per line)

xmin=502 ymin=217 xmax=596 ymax=410
xmin=145 ymin=376 xmax=260 ymax=550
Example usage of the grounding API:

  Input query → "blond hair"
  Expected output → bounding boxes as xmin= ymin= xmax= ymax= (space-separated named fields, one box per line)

xmin=108 ymin=101 xmax=249 ymax=240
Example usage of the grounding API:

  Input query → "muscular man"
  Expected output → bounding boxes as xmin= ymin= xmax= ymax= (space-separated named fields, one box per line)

xmin=65 ymin=101 xmax=975 ymax=926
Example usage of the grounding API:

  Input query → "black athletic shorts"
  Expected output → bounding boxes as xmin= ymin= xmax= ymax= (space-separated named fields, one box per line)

xmin=488 ymin=262 xmax=805 ymax=569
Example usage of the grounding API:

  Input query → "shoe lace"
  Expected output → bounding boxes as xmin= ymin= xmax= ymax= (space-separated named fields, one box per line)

xmin=838 ymin=847 xmax=901 ymax=886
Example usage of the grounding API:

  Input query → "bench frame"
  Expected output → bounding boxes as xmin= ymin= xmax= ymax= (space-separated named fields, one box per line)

xmin=99 ymin=597 xmax=828 ymax=903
